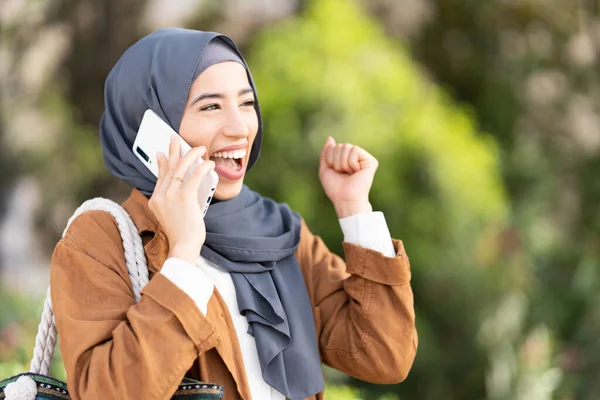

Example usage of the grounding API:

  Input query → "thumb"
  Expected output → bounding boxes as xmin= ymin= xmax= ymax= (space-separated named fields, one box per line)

xmin=356 ymin=146 xmax=378 ymax=170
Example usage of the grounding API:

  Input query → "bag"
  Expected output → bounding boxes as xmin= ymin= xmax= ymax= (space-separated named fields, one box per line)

xmin=0 ymin=198 xmax=223 ymax=400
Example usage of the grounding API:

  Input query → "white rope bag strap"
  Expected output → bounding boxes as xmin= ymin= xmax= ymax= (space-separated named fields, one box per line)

xmin=29 ymin=198 xmax=149 ymax=376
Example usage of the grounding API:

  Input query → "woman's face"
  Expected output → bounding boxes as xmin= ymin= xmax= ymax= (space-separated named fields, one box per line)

xmin=179 ymin=61 xmax=258 ymax=200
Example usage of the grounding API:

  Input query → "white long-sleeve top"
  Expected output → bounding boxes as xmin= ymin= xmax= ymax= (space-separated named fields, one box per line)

xmin=160 ymin=211 xmax=395 ymax=400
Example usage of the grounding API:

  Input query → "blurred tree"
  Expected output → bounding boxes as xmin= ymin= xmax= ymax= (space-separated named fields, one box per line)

xmin=0 ymin=1 xmax=41 ymax=269
xmin=0 ymin=290 xmax=66 ymax=382
xmin=0 ymin=0 xmax=148 ymax=253
xmin=360 ymin=0 xmax=600 ymax=398
xmin=243 ymin=0 xmax=516 ymax=398
xmin=4 ymin=0 xmax=152 ymax=250
xmin=48 ymin=0 xmax=148 ymax=126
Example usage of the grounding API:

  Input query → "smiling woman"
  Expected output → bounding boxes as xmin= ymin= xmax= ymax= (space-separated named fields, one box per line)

xmin=180 ymin=51 xmax=258 ymax=199
xmin=46 ymin=28 xmax=418 ymax=400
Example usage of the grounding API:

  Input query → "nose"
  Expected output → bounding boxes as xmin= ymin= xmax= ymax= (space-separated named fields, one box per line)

xmin=221 ymin=107 xmax=250 ymax=138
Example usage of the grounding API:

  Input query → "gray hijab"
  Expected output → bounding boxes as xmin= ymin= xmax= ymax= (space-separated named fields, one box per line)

xmin=99 ymin=28 xmax=324 ymax=399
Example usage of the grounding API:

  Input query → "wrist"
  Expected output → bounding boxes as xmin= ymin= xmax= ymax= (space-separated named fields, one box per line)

xmin=333 ymin=200 xmax=372 ymax=218
xmin=169 ymin=242 xmax=201 ymax=265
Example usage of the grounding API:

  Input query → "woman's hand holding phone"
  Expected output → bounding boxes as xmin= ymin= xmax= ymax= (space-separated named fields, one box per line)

xmin=148 ymin=135 xmax=216 ymax=265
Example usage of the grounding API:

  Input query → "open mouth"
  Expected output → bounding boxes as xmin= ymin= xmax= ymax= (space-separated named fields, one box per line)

xmin=209 ymin=148 xmax=246 ymax=180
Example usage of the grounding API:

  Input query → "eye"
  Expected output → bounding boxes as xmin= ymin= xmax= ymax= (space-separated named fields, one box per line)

xmin=200 ymin=103 xmax=220 ymax=111
xmin=242 ymin=100 xmax=255 ymax=107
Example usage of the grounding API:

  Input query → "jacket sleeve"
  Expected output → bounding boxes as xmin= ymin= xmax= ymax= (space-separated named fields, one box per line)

xmin=295 ymin=219 xmax=418 ymax=384
xmin=50 ymin=211 xmax=217 ymax=400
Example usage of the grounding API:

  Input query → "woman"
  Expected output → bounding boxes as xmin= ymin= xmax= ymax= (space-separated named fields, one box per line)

xmin=50 ymin=28 xmax=417 ymax=400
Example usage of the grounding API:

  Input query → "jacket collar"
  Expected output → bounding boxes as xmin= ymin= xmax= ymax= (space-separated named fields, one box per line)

xmin=121 ymin=188 xmax=169 ymax=275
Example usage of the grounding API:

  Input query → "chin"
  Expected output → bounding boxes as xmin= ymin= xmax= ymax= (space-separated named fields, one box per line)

xmin=214 ymin=181 xmax=244 ymax=200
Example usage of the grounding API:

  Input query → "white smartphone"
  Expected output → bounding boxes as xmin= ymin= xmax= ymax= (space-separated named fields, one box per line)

xmin=132 ymin=109 xmax=219 ymax=217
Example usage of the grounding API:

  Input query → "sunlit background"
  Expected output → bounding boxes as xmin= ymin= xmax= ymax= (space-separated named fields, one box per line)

xmin=1 ymin=0 xmax=600 ymax=399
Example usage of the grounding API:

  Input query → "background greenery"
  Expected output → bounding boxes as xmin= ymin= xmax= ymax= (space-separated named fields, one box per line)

xmin=1 ymin=0 xmax=599 ymax=399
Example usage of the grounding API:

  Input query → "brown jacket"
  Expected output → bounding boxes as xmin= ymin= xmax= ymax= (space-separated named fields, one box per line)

xmin=50 ymin=188 xmax=417 ymax=400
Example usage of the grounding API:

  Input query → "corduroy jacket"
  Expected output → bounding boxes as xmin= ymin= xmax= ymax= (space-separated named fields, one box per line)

xmin=50 ymin=188 xmax=417 ymax=400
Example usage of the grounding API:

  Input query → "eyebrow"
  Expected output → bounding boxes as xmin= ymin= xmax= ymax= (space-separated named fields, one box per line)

xmin=189 ymin=87 xmax=254 ymax=108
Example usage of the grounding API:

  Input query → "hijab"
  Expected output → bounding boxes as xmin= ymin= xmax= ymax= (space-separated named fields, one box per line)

xmin=99 ymin=28 xmax=325 ymax=400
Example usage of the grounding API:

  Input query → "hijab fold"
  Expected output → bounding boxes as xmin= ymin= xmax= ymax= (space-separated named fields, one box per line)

xmin=99 ymin=28 xmax=325 ymax=400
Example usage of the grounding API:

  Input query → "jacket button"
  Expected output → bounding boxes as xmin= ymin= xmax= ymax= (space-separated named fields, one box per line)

xmin=220 ymin=312 xmax=225 ymax=317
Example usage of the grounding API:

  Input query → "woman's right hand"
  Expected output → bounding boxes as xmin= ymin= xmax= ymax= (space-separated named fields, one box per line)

xmin=148 ymin=135 xmax=216 ymax=265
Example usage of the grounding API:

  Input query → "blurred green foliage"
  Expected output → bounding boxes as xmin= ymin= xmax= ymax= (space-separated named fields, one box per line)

xmin=390 ymin=1 xmax=600 ymax=399
xmin=245 ymin=0 xmax=521 ymax=398
xmin=0 ymin=291 xmax=35 ymax=377
xmin=0 ymin=290 xmax=66 ymax=382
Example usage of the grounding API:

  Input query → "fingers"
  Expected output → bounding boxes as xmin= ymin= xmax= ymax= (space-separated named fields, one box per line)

xmin=326 ymin=145 xmax=335 ymax=169
xmin=320 ymin=136 xmax=335 ymax=170
xmin=154 ymin=144 xmax=207 ymax=199
xmin=172 ymin=146 xmax=207 ymax=181
xmin=154 ymin=134 xmax=182 ymax=196
xmin=333 ymin=145 xmax=343 ymax=171
xmin=157 ymin=152 xmax=167 ymax=179
xmin=338 ymin=144 xmax=353 ymax=172
xmin=168 ymin=134 xmax=181 ymax=170
xmin=321 ymin=137 xmax=376 ymax=173
xmin=325 ymin=137 xmax=335 ymax=168
xmin=348 ymin=145 xmax=360 ymax=172
xmin=356 ymin=146 xmax=379 ymax=170
xmin=183 ymin=159 xmax=216 ymax=194
xmin=155 ymin=152 xmax=168 ymax=194
xmin=166 ymin=146 xmax=207 ymax=197
xmin=327 ymin=142 xmax=359 ymax=173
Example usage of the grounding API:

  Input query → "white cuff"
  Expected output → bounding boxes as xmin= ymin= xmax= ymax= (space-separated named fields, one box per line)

xmin=339 ymin=211 xmax=396 ymax=257
xmin=160 ymin=257 xmax=214 ymax=315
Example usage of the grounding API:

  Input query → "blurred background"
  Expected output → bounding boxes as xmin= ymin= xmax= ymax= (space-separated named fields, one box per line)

xmin=1 ymin=0 xmax=599 ymax=399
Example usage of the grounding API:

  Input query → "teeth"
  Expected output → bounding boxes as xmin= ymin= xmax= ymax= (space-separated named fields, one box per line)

xmin=211 ymin=148 xmax=247 ymax=159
